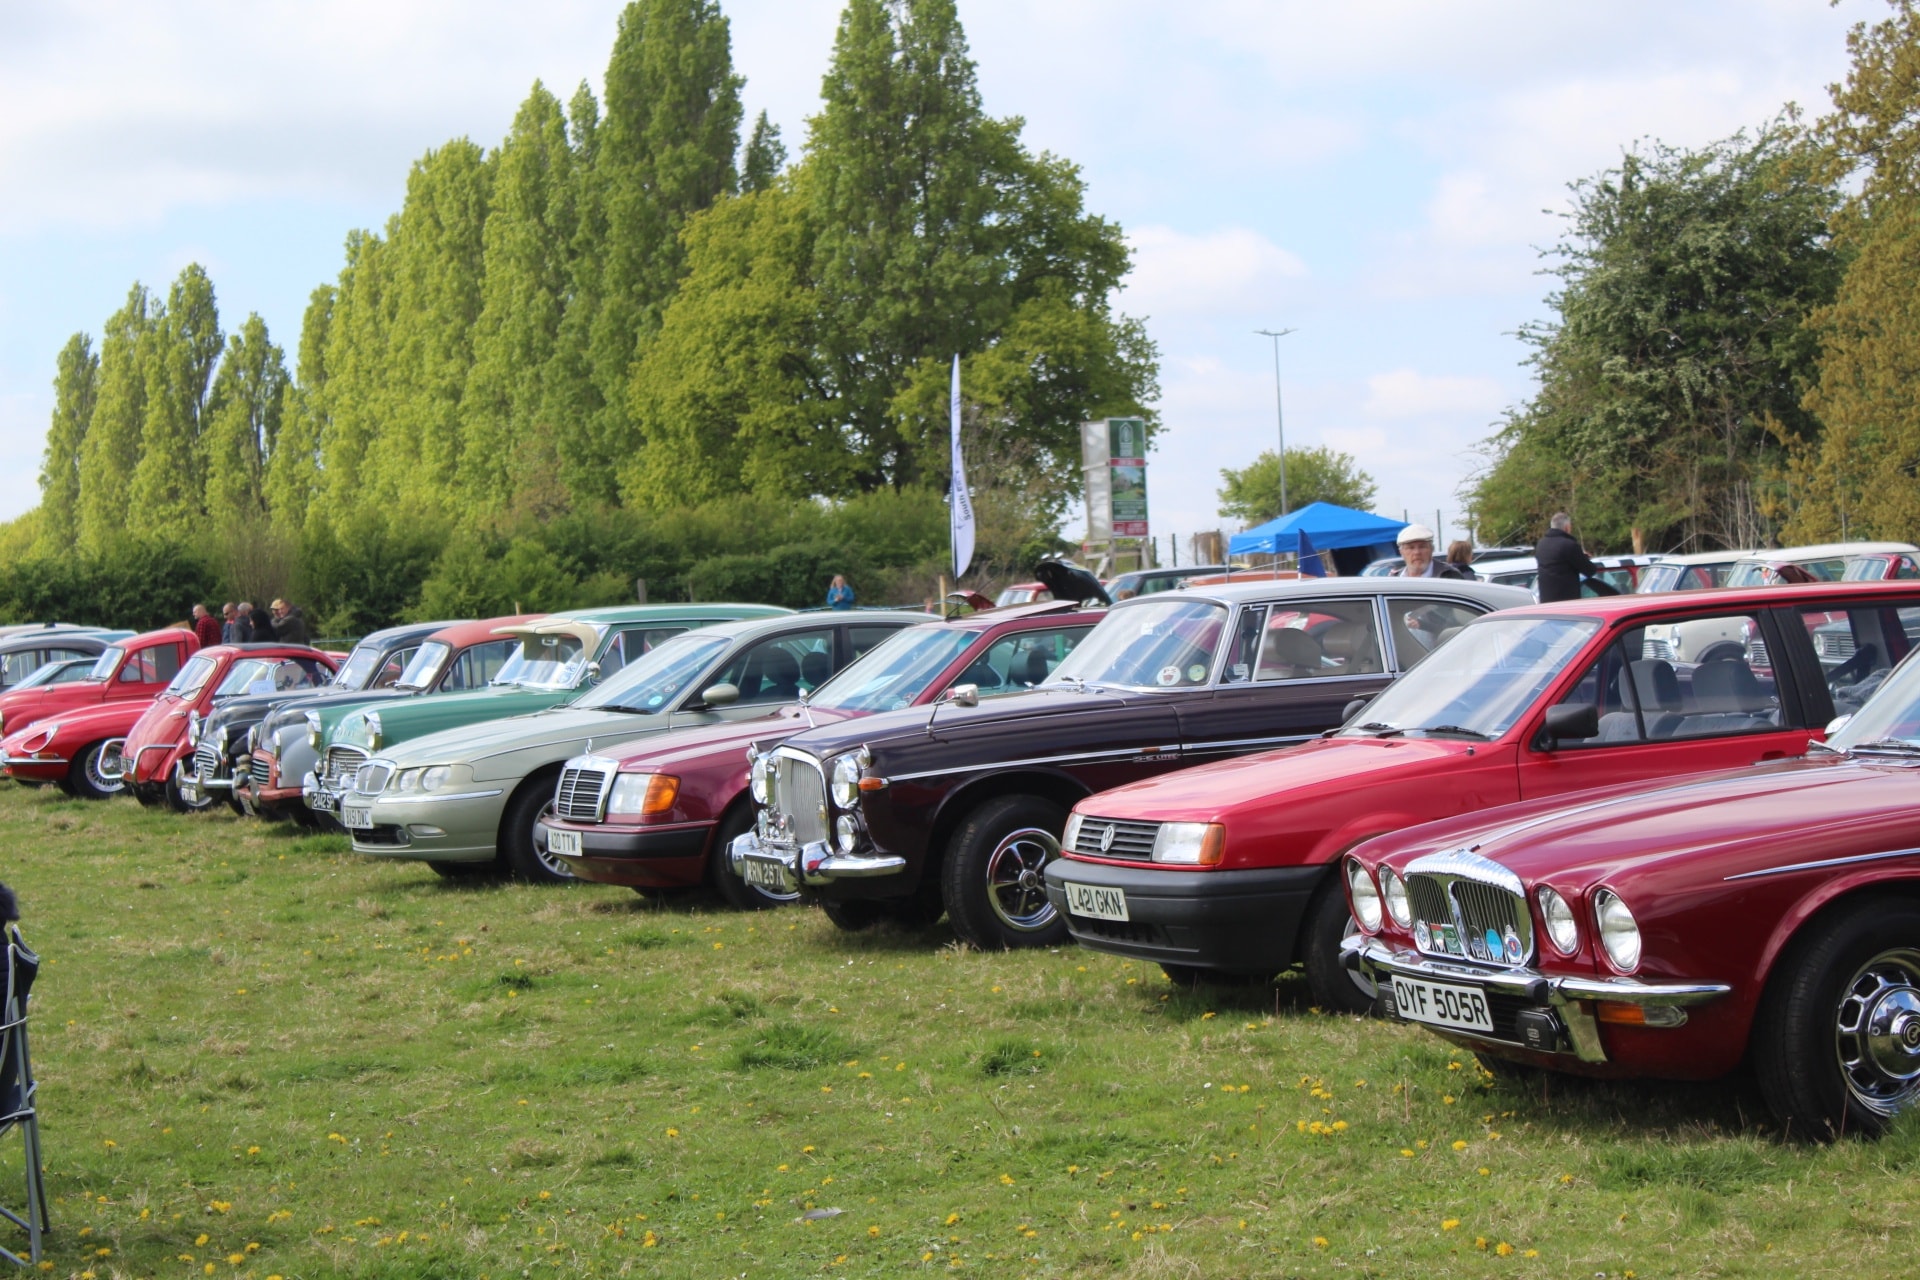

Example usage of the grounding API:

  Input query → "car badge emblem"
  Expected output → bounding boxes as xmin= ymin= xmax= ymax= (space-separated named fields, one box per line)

xmin=1483 ymin=928 xmax=1503 ymax=961
xmin=1503 ymin=927 xmax=1524 ymax=965
xmin=1099 ymin=824 xmax=1116 ymax=853
xmin=1413 ymin=921 xmax=1431 ymax=951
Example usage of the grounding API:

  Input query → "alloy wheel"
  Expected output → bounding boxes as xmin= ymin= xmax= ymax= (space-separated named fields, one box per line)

xmin=1834 ymin=947 xmax=1920 ymax=1118
xmin=983 ymin=826 xmax=1059 ymax=934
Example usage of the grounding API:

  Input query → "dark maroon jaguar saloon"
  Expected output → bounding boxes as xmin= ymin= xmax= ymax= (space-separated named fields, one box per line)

xmin=731 ymin=577 xmax=1532 ymax=949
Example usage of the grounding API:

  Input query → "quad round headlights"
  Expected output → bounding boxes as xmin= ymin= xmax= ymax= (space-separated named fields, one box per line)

xmin=1345 ymin=858 xmax=1383 ymax=932
xmin=748 ymin=752 xmax=772 ymax=805
xmin=830 ymin=753 xmax=863 ymax=808
xmin=1379 ymin=866 xmax=1412 ymax=928
xmin=1593 ymin=888 xmax=1641 ymax=972
xmin=1537 ymin=886 xmax=1579 ymax=955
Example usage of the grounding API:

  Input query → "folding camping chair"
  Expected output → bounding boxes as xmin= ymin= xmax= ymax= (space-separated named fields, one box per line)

xmin=0 ymin=925 xmax=46 ymax=1266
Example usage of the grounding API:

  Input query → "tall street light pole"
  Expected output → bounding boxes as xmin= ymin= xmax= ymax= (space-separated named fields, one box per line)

xmin=1255 ymin=328 xmax=1297 ymax=515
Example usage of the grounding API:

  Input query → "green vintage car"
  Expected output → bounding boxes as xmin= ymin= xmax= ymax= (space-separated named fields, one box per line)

xmin=307 ymin=604 xmax=787 ymax=819
xmin=337 ymin=610 xmax=925 ymax=881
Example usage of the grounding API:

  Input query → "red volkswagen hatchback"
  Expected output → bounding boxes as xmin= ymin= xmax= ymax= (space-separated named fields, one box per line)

xmin=1045 ymin=581 xmax=1920 ymax=1009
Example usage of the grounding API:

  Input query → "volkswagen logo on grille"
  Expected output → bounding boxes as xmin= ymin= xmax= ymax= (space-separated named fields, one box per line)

xmin=1098 ymin=824 xmax=1116 ymax=853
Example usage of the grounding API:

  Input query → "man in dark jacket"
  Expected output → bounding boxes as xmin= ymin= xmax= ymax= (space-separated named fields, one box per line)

xmin=270 ymin=600 xmax=311 ymax=646
xmin=1534 ymin=512 xmax=1603 ymax=603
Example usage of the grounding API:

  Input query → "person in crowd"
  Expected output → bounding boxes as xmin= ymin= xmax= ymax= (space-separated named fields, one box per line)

xmin=190 ymin=603 xmax=222 ymax=650
xmin=246 ymin=603 xmax=274 ymax=642
xmin=234 ymin=602 xmax=256 ymax=642
xmin=1389 ymin=525 xmax=1467 ymax=579
xmin=270 ymin=599 xmax=310 ymax=645
xmin=1534 ymin=511 xmax=1603 ymax=603
xmin=1444 ymin=540 xmax=1478 ymax=580
xmin=219 ymin=602 xmax=241 ymax=643
xmin=826 ymin=575 xmax=856 ymax=610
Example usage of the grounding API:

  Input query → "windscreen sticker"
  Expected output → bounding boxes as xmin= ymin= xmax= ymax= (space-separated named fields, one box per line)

xmin=1156 ymin=666 xmax=1180 ymax=686
xmin=1186 ymin=663 xmax=1207 ymax=683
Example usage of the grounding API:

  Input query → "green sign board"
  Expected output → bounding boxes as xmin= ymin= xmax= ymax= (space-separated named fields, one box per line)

xmin=1107 ymin=417 xmax=1148 ymax=535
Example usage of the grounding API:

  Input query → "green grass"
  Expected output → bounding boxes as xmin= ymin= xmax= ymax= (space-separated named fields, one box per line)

xmin=6 ymin=785 xmax=1920 ymax=1278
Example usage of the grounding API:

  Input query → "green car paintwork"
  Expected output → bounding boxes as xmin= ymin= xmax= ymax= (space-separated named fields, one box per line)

xmin=321 ymin=605 xmax=788 ymax=762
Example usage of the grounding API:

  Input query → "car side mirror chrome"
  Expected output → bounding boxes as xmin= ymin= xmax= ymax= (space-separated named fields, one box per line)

xmin=946 ymin=684 xmax=979 ymax=708
xmin=700 ymin=682 xmax=740 ymax=707
xmin=1825 ymin=714 xmax=1852 ymax=738
xmin=585 ymin=661 xmax=602 ymax=685
xmin=1541 ymin=703 xmax=1599 ymax=748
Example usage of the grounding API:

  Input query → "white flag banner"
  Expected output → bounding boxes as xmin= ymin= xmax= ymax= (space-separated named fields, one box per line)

xmin=949 ymin=354 xmax=975 ymax=580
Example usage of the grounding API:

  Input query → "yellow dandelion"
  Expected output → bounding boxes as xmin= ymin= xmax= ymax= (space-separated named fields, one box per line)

xmin=1400 ymin=1148 xmax=1415 ymax=1158
xmin=538 ymin=1191 xmax=552 ymax=1200
xmin=946 ymin=1213 xmax=960 ymax=1225
xmin=868 ymin=1226 xmax=880 ymax=1237
xmin=228 ymin=1254 xmax=246 ymax=1266
xmin=1524 ymin=1249 xmax=1539 ymax=1258
xmin=1451 ymin=1140 xmax=1468 ymax=1151
xmin=1312 ymin=1235 xmax=1328 ymax=1248
xmin=999 ymin=1173 xmax=1014 ymax=1185
xmin=665 ymin=1128 xmax=679 ymax=1138
xmin=1496 ymin=1242 xmax=1514 ymax=1256
xmin=1477 ymin=1167 xmax=1491 ymax=1177
xmin=1441 ymin=1218 xmax=1459 ymax=1231
xmin=195 ymin=1234 xmax=210 ymax=1247
xmin=102 ymin=1139 xmax=116 ymax=1149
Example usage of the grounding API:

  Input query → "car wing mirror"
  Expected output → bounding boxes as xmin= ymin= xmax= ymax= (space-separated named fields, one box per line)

xmin=1342 ymin=696 xmax=1371 ymax=722
xmin=585 ymin=661 xmax=602 ymax=685
xmin=946 ymin=684 xmax=979 ymax=708
xmin=1541 ymin=703 xmax=1599 ymax=748
xmin=700 ymin=682 xmax=740 ymax=708
xmin=1824 ymin=713 xmax=1852 ymax=738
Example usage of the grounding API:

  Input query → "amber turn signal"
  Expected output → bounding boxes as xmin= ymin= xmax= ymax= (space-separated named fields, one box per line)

xmin=640 ymin=774 xmax=679 ymax=817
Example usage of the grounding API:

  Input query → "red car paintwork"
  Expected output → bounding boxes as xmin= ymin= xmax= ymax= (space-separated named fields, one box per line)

xmin=1344 ymin=752 xmax=1917 ymax=1082
xmin=0 ymin=628 xmax=198 ymax=740
xmin=1044 ymin=581 xmax=1920 ymax=991
xmin=122 ymin=643 xmax=339 ymax=801
xmin=0 ymin=700 xmax=152 ymax=789
xmin=538 ymin=606 xmax=1103 ymax=892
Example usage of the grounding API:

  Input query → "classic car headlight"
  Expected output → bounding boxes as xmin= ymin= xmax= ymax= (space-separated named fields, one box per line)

xmin=748 ymin=749 xmax=771 ymax=804
xmin=17 ymin=727 xmax=55 ymax=755
xmin=365 ymin=711 xmax=385 ymax=751
xmin=1345 ymin=858 xmax=1383 ymax=932
xmin=1593 ymin=889 xmax=1641 ymax=972
xmin=187 ymin=711 xmax=202 ymax=745
xmin=305 ymin=710 xmax=323 ymax=749
xmin=1062 ymin=812 xmax=1085 ymax=852
xmin=1151 ymin=822 xmax=1224 ymax=865
xmin=830 ymin=752 xmax=865 ymax=809
xmin=1537 ymin=886 xmax=1579 ymax=956
xmin=836 ymin=814 xmax=862 ymax=853
xmin=608 ymin=773 xmax=679 ymax=817
xmin=1379 ymin=866 xmax=1412 ymax=928
xmin=214 ymin=725 xmax=229 ymax=753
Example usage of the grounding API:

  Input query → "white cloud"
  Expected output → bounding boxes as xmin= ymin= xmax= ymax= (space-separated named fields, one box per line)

xmin=1362 ymin=369 xmax=1509 ymax=420
xmin=1119 ymin=226 xmax=1307 ymax=321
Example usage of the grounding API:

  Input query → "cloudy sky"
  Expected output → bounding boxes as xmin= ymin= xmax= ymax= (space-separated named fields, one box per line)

xmin=0 ymin=0 xmax=1870 ymax=553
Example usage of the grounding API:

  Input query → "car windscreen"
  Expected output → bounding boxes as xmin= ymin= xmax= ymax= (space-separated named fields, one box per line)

xmin=17 ymin=659 xmax=92 ymax=689
xmin=493 ymin=633 xmax=592 ymax=690
xmin=215 ymin=659 xmax=279 ymax=697
xmin=89 ymin=646 xmax=124 ymax=681
xmin=1830 ymin=653 xmax=1920 ymax=750
xmin=1340 ymin=616 xmax=1599 ymax=740
xmin=1045 ymin=598 xmax=1229 ymax=690
xmin=571 ymin=634 xmax=730 ymax=713
xmin=397 ymin=640 xmax=451 ymax=691
xmin=166 ymin=653 xmax=220 ymax=699
xmin=812 ymin=627 xmax=977 ymax=713
xmin=332 ymin=643 xmax=388 ymax=692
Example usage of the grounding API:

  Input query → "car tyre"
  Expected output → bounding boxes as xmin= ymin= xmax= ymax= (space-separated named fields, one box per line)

xmin=709 ymin=806 xmax=796 ymax=911
xmin=166 ymin=776 xmax=217 ymax=815
xmin=428 ymin=860 xmax=494 ymax=880
xmin=941 ymin=795 xmax=1069 ymax=950
xmin=1472 ymin=1051 xmax=1540 ymax=1080
xmin=501 ymin=779 xmax=573 ymax=885
xmin=1754 ymin=899 xmax=1920 ymax=1139
xmin=1302 ymin=878 xmax=1379 ymax=1015
xmin=69 ymin=741 xmax=123 ymax=801
xmin=821 ymin=899 xmax=887 ymax=932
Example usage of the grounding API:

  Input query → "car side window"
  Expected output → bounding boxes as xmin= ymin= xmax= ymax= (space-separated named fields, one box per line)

xmin=1810 ymin=603 xmax=1918 ymax=717
xmin=372 ymin=646 xmax=415 ymax=690
xmin=711 ymin=629 xmax=837 ymax=705
xmin=1253 ymin=602 xmax=1385 ymax=681
xmin=846 ymin=626 xmax=902 ymax=660
xmin=1386 ymin=599 xmax=1482 ymax=670
xmin=1550 ymin=641 xmax=1643 ymax=745
xmin=1567 ymin=613 xmax=1781 ymax=742
xmin=151 ymin=643 xmax=182 ymax=683
xmin=598 ymin=626 xmax=688 ymax=678
xmin=959 ymin=627 xmax=1089 ymax=695
xmin=1219 ymin=607 xmax=1267 ymax=685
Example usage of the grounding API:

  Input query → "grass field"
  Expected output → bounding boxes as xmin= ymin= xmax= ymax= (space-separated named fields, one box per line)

xmin=6 ymin=783 xmax=1919 ymax=1279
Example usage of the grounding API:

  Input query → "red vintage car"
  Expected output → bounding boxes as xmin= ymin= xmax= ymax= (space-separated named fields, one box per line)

xmin=1044 ymin=581 xmax=1920 ymax=1011
xmin=0 ymin=628 xmax=201 ymax=798
xmin=536 ymin=603 xmax=1102 ymax=906
xmin=121 ymin=643 xmax=339 ymax=811
xmin=1344 ymin=646 xmax=1920 ymax=1138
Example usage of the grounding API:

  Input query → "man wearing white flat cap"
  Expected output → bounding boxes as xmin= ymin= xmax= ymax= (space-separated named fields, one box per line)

xmin=1389 ymin=523 xmax=1465 ymax=579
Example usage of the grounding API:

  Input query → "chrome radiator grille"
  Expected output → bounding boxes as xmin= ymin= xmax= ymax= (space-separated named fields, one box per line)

xmin=322 ymin=745 xmax=368 ymax=789
xmin=192 ymin=742 xmax=221 ymax=780
xmin=1068 ymin=817 xmax=1158 ymax=860
xmin=769 ymin=752 xmax=829 ymax=847
xmin=1814 ymin=630 xmax=1855 ymax=661
xmin=251 ymin=754 xmax=273 ymax=787
xmin=352 ymin=762 xmax=392 ymax=795
xmin=555 ymin=766 xmax=612 ymax=822
xmin=1404 ymin=848 xmax=1533 ymax=966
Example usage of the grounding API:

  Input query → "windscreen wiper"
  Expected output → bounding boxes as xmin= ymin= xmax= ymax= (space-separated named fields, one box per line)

xmin=1354 ymin=722 xmax=1403 ymax=738
xmin=1849 ymin=738 xmax=1920 ymax=755
xmin=1415 ymin=724 xmax=1492 ymax=740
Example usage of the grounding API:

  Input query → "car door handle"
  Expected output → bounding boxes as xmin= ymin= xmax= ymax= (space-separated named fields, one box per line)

xmin=1757 ymin=750 xmax=1787 ymax=762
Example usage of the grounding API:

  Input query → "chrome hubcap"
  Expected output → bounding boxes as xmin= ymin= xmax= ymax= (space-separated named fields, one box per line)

xmin=1835 ymin=948 xmax=1920 ymax=1115
xmin=984 ymin=826 xmax=1059 ymax=933
xmin=533 ymin=829 xmax=577 ymax=881
xmin=85 ymin=749 xmax=122 ymax=796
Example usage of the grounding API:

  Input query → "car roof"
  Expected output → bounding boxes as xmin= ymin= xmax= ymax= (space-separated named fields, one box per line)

xmin=356 ymin=620 xmax=463 ymax=648
xmin=1142 ymin=577 xmax=1535 ymax=608
xmin=1497 ymin=578 xmax=1920 ymax=621
xmin=1470 ymin=555 xmax=1536 ymax=574
xmin=1736 ymin=541 xmax=1919 ymax=562
xmin=547 ymin=603 xmax=793 ymax=624
xmin=0 ymin=632 xmax=109 ymax=655
xmin=426 ymin=614 xmax=546 ymax=647
xmin=1650 ymin=549 xmax=1754 ymax=566
xmin=685 ymin=609 xmax=931 ymax=642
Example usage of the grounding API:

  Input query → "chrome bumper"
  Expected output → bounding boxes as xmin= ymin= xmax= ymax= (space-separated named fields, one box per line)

xmin=0 ymin=753 xmax=66 ymax=768
xmin=1347 ymin=936 xmax=1731 ymax=1064
xmin=174 ymin=759 xmax=233 ymax=792
xmin=730 ymin=830 xmax=907 ymax=892
xmin=301 ymin=770 xmax=343 ymax=812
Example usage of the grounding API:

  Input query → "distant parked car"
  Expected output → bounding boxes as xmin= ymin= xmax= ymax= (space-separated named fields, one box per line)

xmin=0 ymin=627 xmax=130 ymax=691
xmin=1727 ymin=542 xmax=1920 ymax=587
xmin=1636 ymin=549 xmax=1753 ymax=593
xmin=9 ymin=658 xmax=98 ymax=691
xmin=1844 ymin=549 xmax=1920 ymax=581
xmin=1105 ymin=566 xmax=1228 ymax=597
xmin=994 ymin=583 xmax=1053 ymax=606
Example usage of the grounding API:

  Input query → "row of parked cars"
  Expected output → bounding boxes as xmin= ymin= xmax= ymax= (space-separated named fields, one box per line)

xmin=6 ymin=540 xmax=1920 ymax=1139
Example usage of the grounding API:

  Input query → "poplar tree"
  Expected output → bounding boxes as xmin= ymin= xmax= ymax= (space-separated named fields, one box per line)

xmin=588 ymin=0 xmax=743 ymax=473
xmin=202 ymin=314 xmax=290 ymax=524
xmin=77 ymin=285 xmax=160 ymax=550
xmin=266 ymin=286 xmax=334 ymax=534
xmin=742 ymin=111 xmax=786 ymax=193
xmin=36 ymin=334 xmax=98 ymax=555
xmin=310 ymin=230 xmax=396 ymax=531
xmin=128 ymin=265 xmax=224 ymax=540
xmin=545 ymin=82 xmax=616 ymax=505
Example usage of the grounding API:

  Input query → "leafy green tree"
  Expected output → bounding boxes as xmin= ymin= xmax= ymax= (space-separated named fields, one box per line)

xmin=77 ymin=285 xmax=158 ymax=551
xmin=202 ymin=314 xmax=289 ymax=523
xmin=1467 ymin=126 xmax=1841 ymax=552
xmin=1218 ymin=446 xmax=1378 ymax=524
xmin=266 ymin=285 xmax=334 ymax=535
xmin=36 ymin=334 xmax=98 ymax=555
xmin=128 ymin=264 xmax=224 ymax=540
xmin=742 ymin=110 xmax=786 ymax=192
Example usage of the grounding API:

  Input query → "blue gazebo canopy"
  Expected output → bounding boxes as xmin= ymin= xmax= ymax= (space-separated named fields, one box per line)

xmin=1227 ymin=502 xmax=1408 ymax=563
